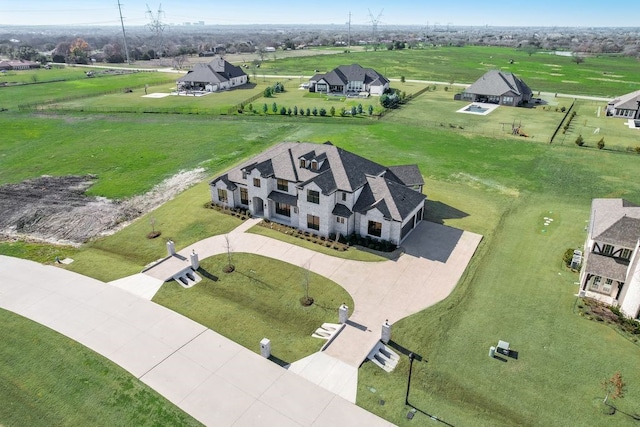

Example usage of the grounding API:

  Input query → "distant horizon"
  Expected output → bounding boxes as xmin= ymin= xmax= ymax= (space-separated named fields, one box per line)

xmin=0 ymin=0 xmax=638 ymax=28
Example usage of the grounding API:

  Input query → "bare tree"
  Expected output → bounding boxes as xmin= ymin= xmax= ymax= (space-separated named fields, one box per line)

xmin=223 ymin=234 xmax=234 ymax=273
xmin=300 ymin=261 xmax=314 ymax=306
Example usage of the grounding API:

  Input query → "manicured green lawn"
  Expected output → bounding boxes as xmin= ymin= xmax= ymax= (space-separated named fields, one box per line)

xmin=0 ymin=241 xmax=78 ymax=265
xmin=66 ymin=182 xmax=243 ymax=282
xmin=0 ymin=71 xmax=180 ymax=108
xmin=3 ymin=50 xmax=640 ymax=426
xmin=388 ymin=88 xmax=573 ymax=142
xmin=152 ymin=253 xmax=354 ymax=364
xmin=0 ymin=112 xmax=300 ymax=198
xmin=261 ymin=45 xmax=640 ymax=97
xmin=0 ymin=66 xmax=87 ymax=84
xmin=556 ymin=99 xmax=640 ymax=152
xmin=0 ymin=308 xmax=201 ymax=427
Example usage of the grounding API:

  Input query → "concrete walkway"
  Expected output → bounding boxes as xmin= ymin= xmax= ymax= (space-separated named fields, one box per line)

xmin=144 ymin=219 xmax=481 ymax=366
xmin=0 ymin=255 xmax=392 ymax=426
xmin=140 ymin=219 xmax=482 ymax=399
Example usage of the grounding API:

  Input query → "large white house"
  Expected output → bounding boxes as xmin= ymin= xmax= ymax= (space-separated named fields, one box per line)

xmin=579 ymin=198 xmax=640 ymax=319
xmin=309 ymin=64 xmax=389 ymax=96
xmin=210 ymin=142 xmax=426 ymax=245
xmin=176 ymin=56 xmax=247 ymax=92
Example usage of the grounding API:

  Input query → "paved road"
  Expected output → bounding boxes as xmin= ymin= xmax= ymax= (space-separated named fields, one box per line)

xmin=0 ymin=255 xmax=392 ymax=426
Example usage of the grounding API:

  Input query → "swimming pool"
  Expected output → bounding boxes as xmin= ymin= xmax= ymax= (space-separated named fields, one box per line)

xmin=464 ymin=104 xmax=489 ymax=113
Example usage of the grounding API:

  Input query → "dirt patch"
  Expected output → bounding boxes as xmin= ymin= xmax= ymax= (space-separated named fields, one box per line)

xmin=0 ymin=168 xmax=207 ymax=246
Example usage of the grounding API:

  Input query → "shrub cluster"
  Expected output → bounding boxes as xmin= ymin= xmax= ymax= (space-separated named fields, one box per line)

xmin=204 ymin=202 xmax=251 ymax=220
xmin=258 ymin=220 xmax=349 ymax=251
xmin=341 ymin=233 xmax=396 ymax=252
xmin=562 ymin=110 xmax=577 ymax=134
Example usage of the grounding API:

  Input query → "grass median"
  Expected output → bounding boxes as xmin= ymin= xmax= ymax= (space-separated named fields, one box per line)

xmin=152 ymin=253 xmax=354 ymax=364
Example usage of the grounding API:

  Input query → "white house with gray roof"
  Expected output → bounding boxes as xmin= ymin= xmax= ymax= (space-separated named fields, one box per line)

xmin=309 ymin=64 xmax=389 ymax=96
xmin=606 ymin=89 xmax=640 ymax=119
xmin=210 ymin=142 xmax=426 ymax=245
xmin=459 ymin=70 xmax=532 ymax=106
xmin=579 ymin=198 xmax=640 ymax=319
xmin=176 ymin=56 xmax=247 ymax=92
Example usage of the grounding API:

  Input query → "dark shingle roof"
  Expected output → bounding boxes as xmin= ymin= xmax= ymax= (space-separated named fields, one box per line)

xmin=386 ymin=165 xmax=424 ymax=187
xmin=594 ymin=216 xmax=640 ymax=248
xmin=353 ymin=175 xmax=425 ymax=221
xmin=465 ymin=70 xmax=532 ymax=98
xmin=589 ymin=199 xmax=640 ymax=241
xmin=313 ymin=64 xmax=388 ymax=88
xmin=608 ymin=90 xmax=640 ymax=111
xmin=210 ymin=174 xmax=237 ymax=190
xmin=582 ymin=252 xmax=629 ymax=281
xmin=177 ymin=57 xmax=246 ymax=84
xmin=332 ymin=203 xmax=353 ymax=217
xmin=267 ymin=191 xmax=298 ymax=205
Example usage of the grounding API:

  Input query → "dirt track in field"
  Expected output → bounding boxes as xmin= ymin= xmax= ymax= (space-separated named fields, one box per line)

xmin=0 ymin=169 xmax=206 ymax=246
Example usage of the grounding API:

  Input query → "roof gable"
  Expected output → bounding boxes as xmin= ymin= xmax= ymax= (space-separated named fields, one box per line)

xmin=466 ymin=70 xmax=532 ymax=97
xmin=590 ymin=198 xmax=640 ymax=241
xmin=595 ymin=216 xmax=640 ymax=247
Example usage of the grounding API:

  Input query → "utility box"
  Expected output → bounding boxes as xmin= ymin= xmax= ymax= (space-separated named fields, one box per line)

xmin=260 ymin=338 xmax=271 ymax=358
xmin=339 ymin=304 xmax=349 ymax=324
xmin=381 ymin=320 xmax=391 ymax=344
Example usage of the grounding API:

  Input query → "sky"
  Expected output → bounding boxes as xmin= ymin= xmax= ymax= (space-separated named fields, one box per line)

xmin=0 ymin=0 xmax=636 ymax=28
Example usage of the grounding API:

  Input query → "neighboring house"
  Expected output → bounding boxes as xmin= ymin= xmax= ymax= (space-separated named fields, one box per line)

xmin=176 ymin=56 xmax=247 ymax=92
xmin=606 ymin=89 xmax=640 ymax=119
xmin=210 ymin=142 xmax=426 ymax=246
xmin=309 ymin=64 xmax=389 ymax=96
xmin=458 ymin=70 xmax=532 ymax=106
xmin=579 ymin=198 xmax=640 ymax=319
xmin=0 ymin=60 xmax=40 ymax=70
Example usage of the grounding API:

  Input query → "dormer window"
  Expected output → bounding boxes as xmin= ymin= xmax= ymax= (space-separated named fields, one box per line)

xmin=299 ymin=159 xmax=306 ymax=168
xmin=311 ymin=160 xmax=318 ymax=171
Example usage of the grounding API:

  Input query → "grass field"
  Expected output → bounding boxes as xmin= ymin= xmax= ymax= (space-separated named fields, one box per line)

xmin=388 ymin=88 xmax=574 ymax=142
xmin=3 ymin=47 xmax=640 ymax=426
xmin=0 ymin=112 xmax=299 ymax=198
xmin=152 ymin=253 xmax=354 ymax=364
xmin=0 ymin=308 xmax=200 ymax=426
xmin=0 ymin=71 xmax=180 ymax=108
xmin=555 ymin=99 xmax=640 ymax=151
xmin=260 ymin=45 xmax=640 ymax=97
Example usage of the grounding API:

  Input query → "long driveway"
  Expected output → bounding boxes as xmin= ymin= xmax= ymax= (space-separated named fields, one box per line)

xmin=143 ymin=219 xmax=482 ymax=367
xmin=0 ymin=255 xmax=392 ymax=426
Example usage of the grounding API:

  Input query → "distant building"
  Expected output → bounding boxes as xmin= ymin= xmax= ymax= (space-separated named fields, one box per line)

xmin=176 ymin=56 xmax=247 ymax=92
xmin=606 ymin=89 xmax=640 ymax=119
xmin=0 ymin=60 xmax=40 ymax=70
xmin=459 ymin=70 xmax=532 ymax=106
xmin=308 ymin=64 xmax=389 ymax=96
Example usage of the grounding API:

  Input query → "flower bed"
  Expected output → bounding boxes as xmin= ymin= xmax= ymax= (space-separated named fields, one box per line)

xmin=204 ymin=202 xmax=251 ymax=220
xmin=258 ymin=220 xmax=349 ymax=251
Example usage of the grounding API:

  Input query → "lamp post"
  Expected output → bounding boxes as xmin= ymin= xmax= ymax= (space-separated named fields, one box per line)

xmin=405 ymin=352 xmax=415 ymax=406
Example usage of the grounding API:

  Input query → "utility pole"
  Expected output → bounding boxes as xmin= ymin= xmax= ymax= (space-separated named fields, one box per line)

xmin=347 ymin=11 xmax=351 ymax=49
xmin=117 ymin=0 xmax=131 ymax=64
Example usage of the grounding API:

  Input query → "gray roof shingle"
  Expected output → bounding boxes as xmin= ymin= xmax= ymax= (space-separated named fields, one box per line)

xmin=582 ymin=252 xmax=629 ymax=281
xmin=177 ymin=57 xmax=246 ymax=85
xmin=608 ymin=89 xmax=640 ymax=111
xmin=465 ymin=70 xmax=532 ymax=98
